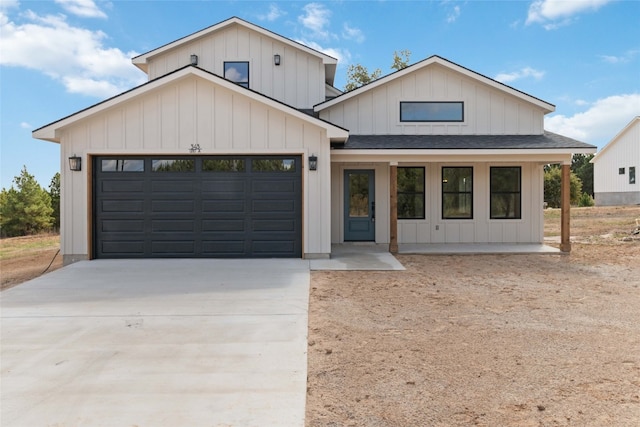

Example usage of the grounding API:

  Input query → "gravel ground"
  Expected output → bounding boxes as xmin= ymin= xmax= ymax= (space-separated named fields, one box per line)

xmin=306 ymin=209 xmax=640 ymax=426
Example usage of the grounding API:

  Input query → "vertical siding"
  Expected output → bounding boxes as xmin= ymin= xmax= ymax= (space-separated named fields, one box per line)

xmin=320 ymin=64 xmax=546 ymax=136
xmin=146 ymin=24 xmax=325 ymax=108
xmin=594 ymin=120 xmax=640 ymax=193
xmin=60 ymin=75 xmax=335 ymax=259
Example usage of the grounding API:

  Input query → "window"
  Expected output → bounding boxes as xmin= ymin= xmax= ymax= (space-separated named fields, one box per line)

xmin=152 ymin=159 xmax=195 ymax=172
xmin=101 ymin=159 xmax=144 ymax=172
xmin=397 ymin=167 xmax=425 ymax=219
xmin=400 ymin=102 xmax=464 ymax=122
xmin=619 ymin=167 xmax=625 ymax=175
xmin=630 ymin=167 xmax=636 ymax=184
xmin=224 ymin=61 xmax=249 ymax=88
xmin=203 ymin=159 xmax=245 ymax=172
xmin=490 ymin=167 xmax=521 ymax=219
xmin=442 ymin=167 xmax=473 ymax=219
xmin=252 ymin=158 xmax=296 ymax=172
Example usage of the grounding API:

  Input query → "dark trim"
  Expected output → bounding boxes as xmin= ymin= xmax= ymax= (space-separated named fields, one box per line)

xmin=400 ymin=101 xmax=464 ymax=123
xmin=397 ymin=167 xmax=425 ymax=219
xmin=224 ymin=61 xmax=250 ymax=88
xmin=442 ymin=166 xmax=473 ymax=220
xmin=490 ymin=166 xmax=522 ymax=220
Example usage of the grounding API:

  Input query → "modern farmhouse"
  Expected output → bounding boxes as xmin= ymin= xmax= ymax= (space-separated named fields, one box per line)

xmin=33 ymin=17 xmax=596 ymax=264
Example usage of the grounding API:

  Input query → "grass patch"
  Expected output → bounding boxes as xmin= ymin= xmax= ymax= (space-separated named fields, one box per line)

xmin=0 ymin=234 xmax=60 ymax=260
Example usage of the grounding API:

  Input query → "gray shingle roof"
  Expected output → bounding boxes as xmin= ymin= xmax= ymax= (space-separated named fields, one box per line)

xmin=336 ymin=132 xmax=596 ymax=150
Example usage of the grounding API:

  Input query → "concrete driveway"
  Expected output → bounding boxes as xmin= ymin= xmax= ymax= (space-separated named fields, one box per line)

xmin=1 ymin=259 xmax=310 ymax=427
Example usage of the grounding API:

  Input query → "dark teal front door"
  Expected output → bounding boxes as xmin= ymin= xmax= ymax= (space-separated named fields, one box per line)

xmin=344 ymin=170 xmax=375 ymax=241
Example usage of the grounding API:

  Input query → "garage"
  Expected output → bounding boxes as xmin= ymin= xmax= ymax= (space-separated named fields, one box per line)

xmin=94 ymin=155 xmax=302 ymax=258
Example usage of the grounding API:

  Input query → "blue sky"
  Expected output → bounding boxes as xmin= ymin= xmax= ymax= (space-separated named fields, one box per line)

xmin=1 ymin=0 xmax=639 ymax=188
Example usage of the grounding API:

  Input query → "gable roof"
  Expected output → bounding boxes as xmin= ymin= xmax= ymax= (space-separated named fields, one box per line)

xmin=314 ymin=55 xmax=555 ymax=114
xmin=33 ymin=65 xmax=349 ymax=143
xmin=591 ymin=116 xmax=640 ymax=163
xmin=132 ymin=16 xmax=338 ymax=85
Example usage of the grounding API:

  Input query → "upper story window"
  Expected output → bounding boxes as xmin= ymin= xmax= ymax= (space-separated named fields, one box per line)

xmin=400 ymin=102 xmax=464 ymax=122
xmin=224 ymin=61 xmax=249 ymax=88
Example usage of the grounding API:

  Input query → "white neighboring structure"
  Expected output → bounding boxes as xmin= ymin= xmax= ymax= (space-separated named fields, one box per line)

xmin=592 ymin=117 xmax=640 ymax=206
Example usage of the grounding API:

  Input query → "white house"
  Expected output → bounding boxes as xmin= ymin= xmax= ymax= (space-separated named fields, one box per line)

xmin=592 ymin=116 xmax=640 ymax=206
xmin=33 ymin=17 xmax=596 ymax=264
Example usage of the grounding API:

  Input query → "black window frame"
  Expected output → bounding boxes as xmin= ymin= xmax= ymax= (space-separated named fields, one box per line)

xmin=490 ymin=166 xmax=522 ymax=220
xmin=397 ymin=167 xmax=425 ymax=219
xmin=619 ymin=167 xmax=625 ymax=175
xmin=442 ymin=166 xmax=473 ymax=220
xmin=630 ymin=166 xmax=636 ymax=184
xmin=224 ymin=61 xmax=249 ymax=88
xmin=400 ymin=101 xmax=464 ymax=122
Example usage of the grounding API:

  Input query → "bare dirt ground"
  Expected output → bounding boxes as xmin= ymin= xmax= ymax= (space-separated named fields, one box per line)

xmin=306 ymin=206 xmax=640 ymax=426
xmin=0 ymin=234 xmax=62 ymax=291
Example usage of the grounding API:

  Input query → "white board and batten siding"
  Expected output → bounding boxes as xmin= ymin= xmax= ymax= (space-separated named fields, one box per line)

xmin=593 ymin=117 xmax=640 ymax=205
xmin=146 ymin=24 xmax=325 ymax=109
xmin=57 ymin=74 xmax=333 ymax=259
xmin=320 ymin=63 xmax=546 ymax=135
xmin=331 ymin=162 xmax=544 ymax=245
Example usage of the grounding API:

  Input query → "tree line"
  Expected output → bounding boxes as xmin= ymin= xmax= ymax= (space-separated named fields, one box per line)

xmin=0 ymin=167 xmax=60 ymax=237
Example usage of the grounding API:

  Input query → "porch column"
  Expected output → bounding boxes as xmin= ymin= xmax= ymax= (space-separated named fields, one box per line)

xmin=560 ymin=163 xmax=571 ymax=253
xmin=389 ymin=162 xmax=398 ymax=253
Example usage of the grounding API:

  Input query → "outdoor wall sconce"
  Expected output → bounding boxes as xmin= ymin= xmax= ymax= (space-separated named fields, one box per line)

xmin=68 ymin=155 xmax=82 ymax=172
xmin=308 ymin=154 xmax=318 ymax=171
xmin=274 ymin=54 xmax=281 ymax=66
xmin=190 ymin=54 xmax=198 ymax=66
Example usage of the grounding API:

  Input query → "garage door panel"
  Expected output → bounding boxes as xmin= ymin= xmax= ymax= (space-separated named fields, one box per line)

xmin=101 ymin=200 xmax=144 ymax=213
xmin=95 ymin=155 xmax=301 ymax=259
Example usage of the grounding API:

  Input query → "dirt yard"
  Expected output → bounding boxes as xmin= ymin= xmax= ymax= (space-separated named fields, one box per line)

xmin=306 ymin=206 xmax=640 ymax=426
xmin=0 ymin=234 xmax=62 ymax=291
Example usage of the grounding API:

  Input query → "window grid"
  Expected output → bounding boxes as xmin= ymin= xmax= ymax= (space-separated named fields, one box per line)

xmin=490 ymin=167 xmax=522 ymax=220
xmin=397 ymin=167 xmax=425 ymax=219
xmin=442 ymin=167 xmax=473 ymax=220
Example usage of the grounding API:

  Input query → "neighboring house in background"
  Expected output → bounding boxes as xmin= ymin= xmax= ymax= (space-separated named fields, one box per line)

xmin=592 ymin=116 xmax=640 ymax=206
xmin=33 ymin=17 xmax=596 ymax=264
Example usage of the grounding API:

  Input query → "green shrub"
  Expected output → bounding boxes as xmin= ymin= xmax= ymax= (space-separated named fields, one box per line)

xmin=578 ymin=192 xmax=595 ymax=207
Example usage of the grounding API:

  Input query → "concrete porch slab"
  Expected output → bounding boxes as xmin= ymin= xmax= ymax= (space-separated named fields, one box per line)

xmin=310 ymin=244 xmax=406 ymax=271
xmin=398 ymin=243 xmax=562 ymax=255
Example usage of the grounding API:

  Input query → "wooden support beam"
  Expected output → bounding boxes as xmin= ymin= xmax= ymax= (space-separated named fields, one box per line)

xmin=560 ymin=163 xmax=571 ymax=253
xmin=389 ymin=164 xmax=398 ymax=254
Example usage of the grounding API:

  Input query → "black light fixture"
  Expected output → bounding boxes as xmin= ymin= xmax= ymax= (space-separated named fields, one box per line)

xmin=190 ymin=54 xmax=198 ymax=66
xmin=274 ymin=54 xmax=281 ymax=66
xmin=308 ymin=154 xmax=318 ymax=171
xmin=69 ymin=155 xmax=81 ymax=172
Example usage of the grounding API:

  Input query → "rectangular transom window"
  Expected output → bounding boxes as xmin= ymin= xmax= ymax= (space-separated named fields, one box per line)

xmin=224 ymin=61 xmax=249 ymax=88
xmin=397 ymin=167 xmax=425 ymax=219
xmin=490 ymin=167 xmax=521 ymax=219
xmin=101 ymin=159 xmax=144 ymax=172
xmin=442 ymin=167 xmax=473 ymax=219
xmin=400 ymin=102 xmax=464 ymax=122
xmin=630 ymin=167 xmax=636 ymax=184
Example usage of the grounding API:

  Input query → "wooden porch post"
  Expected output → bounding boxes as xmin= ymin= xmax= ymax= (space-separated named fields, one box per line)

xmin=560 ymin=163 xmax=571 ymax=253
xmin=389 ymin=162 xmax=398 ymax=253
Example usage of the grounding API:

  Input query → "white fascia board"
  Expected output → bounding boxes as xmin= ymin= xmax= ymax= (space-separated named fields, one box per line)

xmin=330 ymin=148 xmax=595 ymax=164
xmin=132 ymin=17 xmax=337 ymax=72
xmin=591 ymin=116 xmax=639 ymax=163
xmin=315 ymin=56 xmax=555 ymax=114
xmin=33 ymin=67 xmax=348 ymax=143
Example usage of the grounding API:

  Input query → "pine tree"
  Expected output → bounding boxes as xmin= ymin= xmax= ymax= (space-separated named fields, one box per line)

xmin=0 ymin=166 xmax=53 ymax=237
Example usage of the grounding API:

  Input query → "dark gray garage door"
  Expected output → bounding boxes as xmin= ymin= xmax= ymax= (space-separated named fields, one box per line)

xmin=94 ymin=156 xmax=302 ymax=258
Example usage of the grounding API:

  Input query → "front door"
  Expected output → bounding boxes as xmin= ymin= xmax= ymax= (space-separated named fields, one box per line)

xmin=344 ymin=170 xmax=375 ymax=241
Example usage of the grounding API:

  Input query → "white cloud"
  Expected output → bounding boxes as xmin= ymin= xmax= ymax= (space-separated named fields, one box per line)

xmin=295 ymin=38 xmax=350 ymax=65
xmin=545 ymin=93 xmax=640 ymax=145
xmin=54 ymin=0 xmax=107 ymax=19
xmin=447 ymin=5 xmax=461 ymax=23
xmin=258 ymin=4 xmax=284 ymax=22
xmin=494 ymin=67 xmax=545 ymax=83
xmin=342 ymin=23 xmax=364 ymax=43
xmin=600 ymin=49 xmax=639 ymax=64
xmin=20 ymin=121 xmax=32 ymax=129
xmin=526 ymin=0 xmax=613 ymax=28
xmin=0 ymin=9 xmax=145 ymax=98
xmin=0 ymin=0 xmax=19 ymax=11
xmin=298 ymin=2 xmax=332 ymax=40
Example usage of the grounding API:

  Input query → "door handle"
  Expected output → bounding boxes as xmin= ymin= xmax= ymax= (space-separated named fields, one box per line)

xmin=371 ymin=201 xmax=375 ymax=222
